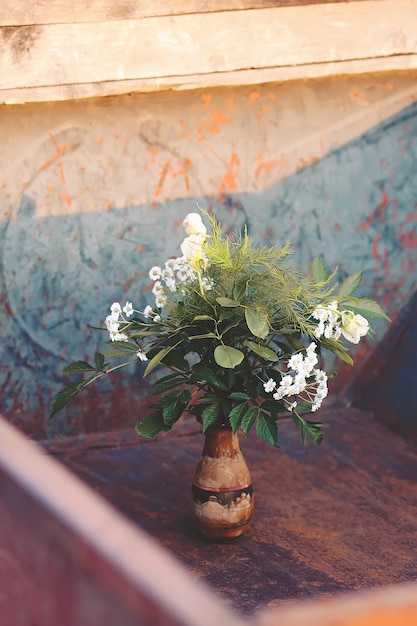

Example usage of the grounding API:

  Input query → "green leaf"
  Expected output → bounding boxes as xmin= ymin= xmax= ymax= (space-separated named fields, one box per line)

xmin=49 ymin=374 xmax=99 ymax=420
xmin=233 ymin=281 xmax=247 ymax=301
xmin=143 ymin=345 xmax=174 ymax=376
xmin=214 ymin=345 xmax=244 ymax=369
xmin=216 ymin=297 xmax=241 ymax=307
xmin=256 ymin=413 xmax=278 ymax=447
xmin=105 ymin=340 xmax=138 ymax=352
xmin=62 ymin=360 xmax=96 ymax=374
xmin=241 ymin=407 xmax=259 ymax=436
xmin=135 ymin=412 xmax=171 ymax=438
xmin=245 ymin=340 xmax=279 ymax=362
xmin=201 ymin=403 xmax=221 ymax=432
xmin=162 ymin=389 xmax=191 ymax=426
xmin=102 ymin=349 xmax=136 ymax=359
xmin=151 ymin=374 xmax=187 ymax=395
xmin=192 ymin=315 xmax=215 ymax=322
xmin=342 ymin=297 xmax=389 ymax=320
xmin=188 ymin=332 xmax=218 ymax=340
xmin=311 ymin=256 xmax=331 ymax=283
xmin=192 ymin=364 xmax=228 ymax=390
xmin=296 ymin=401 xmax=313 ymax=413
xmin=229 ymin=391 xmax=250 ymax=401
xmin=198 ymin=393 xmax=223 ymax=404
xmin=337 ymin=271 xmax=363 ymax=297
xmin=303 ymin=420 xmax=324 ymax=445
xmin=228 ymin=402 xmax=248 ymax=433
xmin=245 ymin=308 xmax=269 ymax=339
xmin=320 ymin=338 xmax=354 ymax=366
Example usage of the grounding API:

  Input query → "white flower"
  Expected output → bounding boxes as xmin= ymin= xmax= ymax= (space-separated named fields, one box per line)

xmin=263 ymin=378 xmax=276 ymax=393
xmin=112 ymin=331 xmax=128 ymax=342
xmin=183 ymin=212 xmax=207 ymax=237
xmin=288 ymin=401 xmax=297 ymax=411
xmin=155 ymin=293 xmax=167 ymax=308
xmin=136 ymin=349 xmax=148 ymax=362
xmin=152 ymin=281 xmax=163 ymax=295
xmin=123 ymin=301 xmax=134 ymax=317
xmin=180 ymin=233 xmax=206 ymax=269
xmin=143 ymin=305 xmax=153 ymax=319
xmin=340 ymin=311 xmax=369 ymax=344
xmin=153 ymin=314 xmax=161 ymax=322
xmin=149 ymin=266 xmax=162 ymax=281
xmin=306 ymin=342 xmax=317 ymax=355
xmin=288 ymin=353 xmax=303 ymax=372
xmin=110 ymin=302 xmax=122 ymax=317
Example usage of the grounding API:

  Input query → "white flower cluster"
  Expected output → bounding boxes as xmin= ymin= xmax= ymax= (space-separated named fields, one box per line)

xmin=263 ymin=343 xmax=328 ymax=413
xmin=105 ymin=301 xmax=148 ymax=361
xmin=312 ymin=302 xmax=369 ymax=345
xmin=149 ymin=255 xmax=210 ymax=309
xmin=105 ymin=301 xmax=133 ymax=342
xmin=312 ymin=301 xmax=341 ymax=340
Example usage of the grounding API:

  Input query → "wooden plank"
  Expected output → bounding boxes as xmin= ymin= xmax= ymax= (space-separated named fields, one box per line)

xmin=0 ymin=0 xmax=416 ymax=99
xmin=1 ymin=0 xmax=367 ymax=27
xmin=2 ymin=54 xmax=417 ymax=105
xmin=0 ymin=416 xmax=244 ymax=626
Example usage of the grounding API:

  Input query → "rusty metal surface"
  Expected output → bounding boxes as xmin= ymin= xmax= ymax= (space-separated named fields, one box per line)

xmin=0 ymin=416 xmax=245 ymax=626
xmin=44 ymin=400 xmax=417 ymax=616
xmin=349 ymin=289 xmax=417 ymax=443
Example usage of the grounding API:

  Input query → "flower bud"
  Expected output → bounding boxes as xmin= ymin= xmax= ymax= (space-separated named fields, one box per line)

xmin=180 ymin=233 xmax=206 ymax=268
xmin=183 ymin=213 xmax=207 ymax=237
xmin=340 ymin=311 xmax=369 ymax=344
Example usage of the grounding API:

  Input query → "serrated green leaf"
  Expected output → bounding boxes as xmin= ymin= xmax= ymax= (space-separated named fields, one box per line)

xmin=105 ymin=340 xmax=138 ymax=352
xmin=320 ymin=338 xmax=354 ymax=365
xmin=228 ymin=402 xmax=248 ymax=433
xmin=303 ymin=420 xmax=324 ymax=445
xmin=296 ymin=401 xmax=313 ymax=413
xmin=214 ymin=345 xmax=244 ymax=369
xmin=192 ymin=364 xmax=228 ymax=390
xmin=337 ymin=271 xmax=363 ymax=297
xmin=245 ymin=340 xmax=279 ymax=362
xmin=197 ymin=393 xmax=222 ymax=404
xmin=241 ymin=407 xmax=259 ymax=436
xmin=151 ymin=374 xmax=186 ymax=395
xmin=201 ymin=403 xmax=221 ymax=432
xmin=256 ymin=413 xmax=278 ymax=447
xmin=62 ymin=360 xmax=96 ymax=374
xmin=342 ymin=297 xmax=389 ymax=320
xmin=245 ymin=309 xmax=269 ymax=339
xmin=216 ymin=297 xmax=241 ymax=307
xmin=49 ymin=375 xmax=98 ymax=420
xmin=229 ymin=391 xmax=250 ymax=401
xmin=311 ymin=256 xmax=331 ymax=283
xmin=135 ymin=412 xmax=171 ymax=438
xmin=162 ymin=389 xmax=191 ymax=426
xmin=102 ymin=349 xmax=135 ymax=359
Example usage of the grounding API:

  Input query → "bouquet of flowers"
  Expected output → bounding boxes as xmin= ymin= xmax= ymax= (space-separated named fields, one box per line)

xmin=51 ymin=208 xmax=387 ymax=447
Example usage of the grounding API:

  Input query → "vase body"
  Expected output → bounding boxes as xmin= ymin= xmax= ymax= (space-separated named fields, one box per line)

xmin=192 ymin=425 xmax=254 ymax=540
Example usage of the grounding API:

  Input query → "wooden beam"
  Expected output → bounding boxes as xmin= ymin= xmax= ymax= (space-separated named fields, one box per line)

xmin=0 ymin=0 xmax=416 ymax=103
xmin=2 ymin=55 xmax=417 ymax=105
xmin=1 ymin=1 xmax=367 ymax=27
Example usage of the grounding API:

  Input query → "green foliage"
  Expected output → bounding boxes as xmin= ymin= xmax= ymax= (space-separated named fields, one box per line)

xmin=51 ymin=207 xmax=388 ymax=450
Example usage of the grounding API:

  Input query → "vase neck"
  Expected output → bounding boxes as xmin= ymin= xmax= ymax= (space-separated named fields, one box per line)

xmin=203 ymin=426 xmax=241 ymax=458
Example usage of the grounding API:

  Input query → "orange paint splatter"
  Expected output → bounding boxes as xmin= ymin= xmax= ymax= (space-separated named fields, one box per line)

xmin=350 ymin=91 xmax=362 ymax=98
xmin=197 ymin=107 xmax=232 ymax=141
xmin=249 ymin=92 xmax=260 ymax=104
xmin=201 ymin=93 xmax=212 ymax=110
xmin=153 ymin=159 xmax=172 ymax=203
xmin=97 ymin=137 xmax=104 ymax=145
xmin=257 ymin=105 xmax=270 ymax=117
xmin=254 ymin=152 xmax=278 ymax=183
xmin=268 ymin=93 xmax=277 ymax=100
xmin=135 ymin=245 xmax=145 ymax=253
xmin=225 ymin=96 xmax=234 ymax=112
xmin=218 ymin=153 xmax=240 ymax=192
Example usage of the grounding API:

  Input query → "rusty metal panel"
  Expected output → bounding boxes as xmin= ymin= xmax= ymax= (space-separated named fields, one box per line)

xmin=43 ymin=401 xmax=417 ymax=616
xmin=0 ymin=416 xmax=244 ymax=626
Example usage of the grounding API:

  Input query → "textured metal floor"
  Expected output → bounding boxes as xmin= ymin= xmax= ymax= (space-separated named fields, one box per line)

xmin=43 ymin=400 xmax=417 ymax=615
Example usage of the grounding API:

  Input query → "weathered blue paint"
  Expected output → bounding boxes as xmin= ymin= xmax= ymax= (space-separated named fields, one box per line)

xmin=1 ymin=101 xmax=416 ymax=438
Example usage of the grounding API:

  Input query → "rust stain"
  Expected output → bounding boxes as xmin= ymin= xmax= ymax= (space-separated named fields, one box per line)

xmin=197 ymin=107 xmax=232 ymax=141
xmin=201 ymin=93 xmax=212 ymax=110
xmin=153 ymin=159 xmax=172 ymax=203
xmin=218 ymin=153 xmax=240 ymax=192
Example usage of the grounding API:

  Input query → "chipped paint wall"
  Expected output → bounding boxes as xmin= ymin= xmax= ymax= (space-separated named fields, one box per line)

xmin=1 ymin=73 xmax=416 ymax=438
